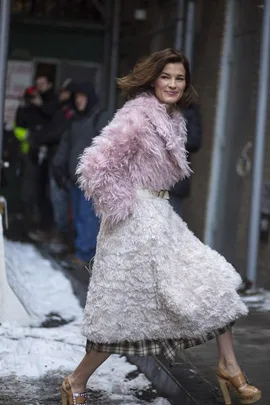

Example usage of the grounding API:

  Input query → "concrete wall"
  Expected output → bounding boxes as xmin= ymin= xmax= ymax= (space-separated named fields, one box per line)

xmin=183 ymin=0 xmax=226 ymax=239
xmin=223 ymin=0 xmax=262 ymax=278
xmin=234 ymin=1 xmax=270 ymax=289
xmin=185 ymin=0 xmax=269 ymax=288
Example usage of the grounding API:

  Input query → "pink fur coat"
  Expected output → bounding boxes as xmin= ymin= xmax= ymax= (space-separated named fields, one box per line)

xmin=76 ymin=92 xmax=191 ymax=225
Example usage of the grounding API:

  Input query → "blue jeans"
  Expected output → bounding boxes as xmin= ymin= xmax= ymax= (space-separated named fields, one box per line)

xmin=50 ymin=174 xmax=69 ymax=234
xmin=71 ymin=185 xmax=99 ymax=262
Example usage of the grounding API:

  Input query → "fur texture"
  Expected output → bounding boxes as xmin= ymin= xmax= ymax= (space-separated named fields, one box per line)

xmin=82 ymin=190 xmax=247 ymax=342
xmin=76 ymin=93 xmax=191 ymax=225
xmin=77 ymin=93 xmax=248 ymax=343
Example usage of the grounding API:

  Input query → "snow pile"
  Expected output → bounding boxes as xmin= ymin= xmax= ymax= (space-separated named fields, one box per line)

xmin=0 ymin=321 xmax=170 ymax=404
xmin=0 ymin=239 xmax=171 ymax=404
xmin=0 ymin=321 xmax=84 ymax=378
xmin=242 ymin=289 xmax=270 ymax=311
xmin=4 ymin=239 xmax=83 ymax=325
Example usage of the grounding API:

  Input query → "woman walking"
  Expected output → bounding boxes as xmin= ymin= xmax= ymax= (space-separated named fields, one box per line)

xmin=61 ymin=48 xmax=261 ymax=405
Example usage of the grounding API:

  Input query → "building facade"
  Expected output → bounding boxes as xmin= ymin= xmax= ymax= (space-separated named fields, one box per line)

xmin=7 ymin=0 xmax=270 ymax=288
xmin=119 ymin=0 xmax=269 ymax=289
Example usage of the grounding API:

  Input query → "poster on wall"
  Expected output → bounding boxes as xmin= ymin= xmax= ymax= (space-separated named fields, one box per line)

xmin=4 ymin=60 xmax=34 ymax=130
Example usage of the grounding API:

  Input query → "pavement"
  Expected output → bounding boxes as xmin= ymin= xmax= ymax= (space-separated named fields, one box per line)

xmin=0 ymin=372 xmax=163 ymax=405
xmin=152 ymin=307 xmax=270 ymax=405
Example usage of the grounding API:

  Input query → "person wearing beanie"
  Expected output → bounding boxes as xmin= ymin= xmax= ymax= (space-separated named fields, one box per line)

xmin=52 ymin=82 xmax=108 ymax=267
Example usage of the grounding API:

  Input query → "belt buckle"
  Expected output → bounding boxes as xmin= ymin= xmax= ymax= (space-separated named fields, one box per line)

xmin=158 ymin=190 xmax=168 ymax=199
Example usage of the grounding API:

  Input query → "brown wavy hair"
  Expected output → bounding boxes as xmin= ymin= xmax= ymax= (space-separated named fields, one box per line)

xmin=117 ymin=48 xmax=197 ymax=108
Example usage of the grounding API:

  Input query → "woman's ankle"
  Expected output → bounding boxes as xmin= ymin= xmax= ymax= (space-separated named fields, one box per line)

xmin=218 ymin=360 xmax=241 ymax=376
xmin=68 ymin=374 xmax=87 ymax=393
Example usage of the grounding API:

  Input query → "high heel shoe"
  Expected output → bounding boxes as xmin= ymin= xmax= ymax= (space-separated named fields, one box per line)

xmin=216 ymin=368 xmax=261 ymax=405
xmin=61 ymin=377 xmax=88 ymax=405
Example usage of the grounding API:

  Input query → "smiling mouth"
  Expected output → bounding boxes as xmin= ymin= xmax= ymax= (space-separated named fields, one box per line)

xmin=166 ymin=92 xmax=179 ymax=95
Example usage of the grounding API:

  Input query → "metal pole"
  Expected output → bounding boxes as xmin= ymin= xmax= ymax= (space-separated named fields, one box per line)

xmin=101 ymin=0 xmax=112 ymax=110
xmin=0 ymin=0 xmax=11 ymax=177
xmin=108 ymin=0 xmax=120 ymax=118
xmin=204 ymin=0 xmax=235 ymax=246
xmin=174 ymin=0 xmax=185 ymax=51
xmin=184 ymin=0 xmax=195 ymax=67
xmin=246 ymin=0 xmax=270 ymax=288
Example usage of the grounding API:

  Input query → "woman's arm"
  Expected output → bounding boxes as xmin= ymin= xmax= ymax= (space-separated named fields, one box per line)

xmin=76 ymin=109 xmax=143 ymax=226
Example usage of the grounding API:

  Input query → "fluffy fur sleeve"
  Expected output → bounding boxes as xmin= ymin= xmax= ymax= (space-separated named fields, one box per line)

xmin=76 ymin=107 xmax=143 ymax=226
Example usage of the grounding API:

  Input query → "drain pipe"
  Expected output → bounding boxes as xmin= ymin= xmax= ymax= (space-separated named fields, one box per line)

xmin=108 ymin=0 xmax=120 ymax=118
xmin=101 ymin=0 xmax=112 ymax=111
xmin=246 ymin=0 xmax=270 ymax=289
xmin=204 ymin=0 xmax=236 ymax=247
xmin=175 ymin=0 xmax=185 ymax=50
xmin=184 ymin=0 xmax=195 ymax=67
xmin=0 ymin=0 xmax=11 ymax=177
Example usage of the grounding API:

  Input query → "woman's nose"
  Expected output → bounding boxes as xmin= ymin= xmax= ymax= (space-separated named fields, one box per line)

xmin=168 ymin=80 xmax=177 ymax=88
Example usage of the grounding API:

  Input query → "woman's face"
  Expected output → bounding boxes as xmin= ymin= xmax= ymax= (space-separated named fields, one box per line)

xmin=154 ymin=62 xmax=186 ymax=105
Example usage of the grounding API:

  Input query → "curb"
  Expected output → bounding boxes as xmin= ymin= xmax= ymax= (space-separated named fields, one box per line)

xmin=129 ymin=355 xmax=222 ymax=405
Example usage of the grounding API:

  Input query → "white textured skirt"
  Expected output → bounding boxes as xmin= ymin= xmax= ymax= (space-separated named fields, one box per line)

xmin=82 ymin=189 xmax=248 ymax=362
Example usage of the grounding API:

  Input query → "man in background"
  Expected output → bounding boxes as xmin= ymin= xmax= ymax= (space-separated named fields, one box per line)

xmin=28 ymin=79 xmax=75 ymax=251
xmin=13 ymin=86 xmax=48 ymax=230
xmin=34 ymin=74 xmax=58 ymax=118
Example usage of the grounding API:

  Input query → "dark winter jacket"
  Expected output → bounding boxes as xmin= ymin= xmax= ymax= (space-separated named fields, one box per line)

xmin=53 ymin=108 xmax=107 ymax=187
xmin=52 ymin=82 xmax=108 ymax=188
xmin=14 ymin=103 xmax=48 ymax=158
xmin=15 ymin=103 xmax=47 ymax=132
xmin=30 ymin=103 xmax=74 ymax=146
xmin=40 ymin=87 xmax=58 ymax=119
xmin=170 ymin=103 xmax=202 ymax=198
xmin=29 ymin=102 xmax=74 ymax=162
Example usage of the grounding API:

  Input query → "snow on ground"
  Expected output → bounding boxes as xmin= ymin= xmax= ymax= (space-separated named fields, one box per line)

xmin=1 ymin=239 xmax=170 ymax=404
xmin=0 ymin=320 xmax=84 ymax=378
xmin=0 ymin=320 xmax=147 ymax=393
xmin=0 ymin=320 xmax=170 ymax=404
xmin=241 ymin=289 xmax=270 ymax=311
xmin=0 ymin=318 xmax=170 ymax=404
xmin=4 ymin=239 xmax=83 ymax=325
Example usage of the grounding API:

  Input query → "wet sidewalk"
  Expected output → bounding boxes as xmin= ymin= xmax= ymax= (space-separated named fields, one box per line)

xmin=0 ymin=373 xmax=165 ymax=405
xmin=49 ymin=244 xmax=270 ymax=405
xmin=148 ymin=307 xmax=270 ymax=405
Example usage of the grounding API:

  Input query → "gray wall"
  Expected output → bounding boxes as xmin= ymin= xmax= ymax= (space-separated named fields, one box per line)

xmin=213 ymin=0 xmax=262 ymax=273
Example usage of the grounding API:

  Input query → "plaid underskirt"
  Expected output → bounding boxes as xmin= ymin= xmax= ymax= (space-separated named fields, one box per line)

xmin=86 ymin=322 xmax=233 ymax=366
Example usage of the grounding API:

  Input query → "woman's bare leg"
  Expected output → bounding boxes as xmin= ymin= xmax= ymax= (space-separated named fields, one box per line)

xmin=68 ymin=351 xmax=110 ymax=392
xmin=216 ymin=329 xmax=241 ymax=375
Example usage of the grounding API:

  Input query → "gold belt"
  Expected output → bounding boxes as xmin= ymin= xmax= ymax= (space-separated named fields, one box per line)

xmin=136 ymin=188 xmax=170 ymax=200
xmin=152 ymin=190 xmax=170 ymax=199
